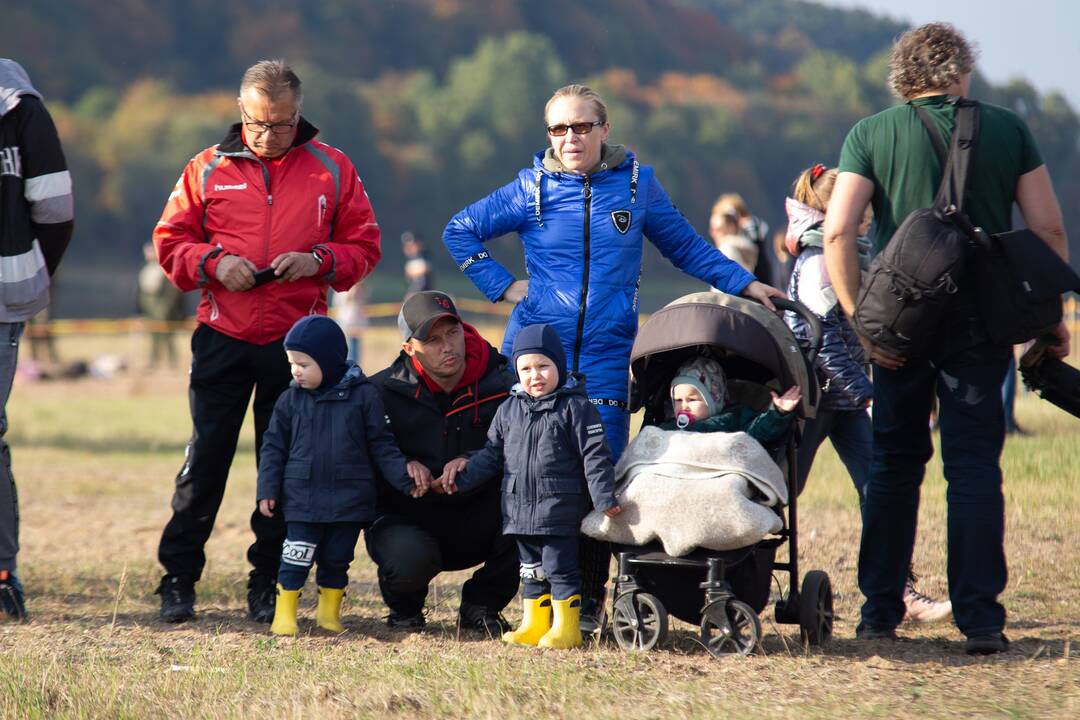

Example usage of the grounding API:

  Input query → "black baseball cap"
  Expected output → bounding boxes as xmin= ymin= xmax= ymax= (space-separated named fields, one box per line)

xmin=398 ymin=291 xmax=461 ymax=341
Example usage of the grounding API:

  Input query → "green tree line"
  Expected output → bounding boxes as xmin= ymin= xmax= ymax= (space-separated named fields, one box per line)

xmin=8 ymin=1 xmax=1078 ymax=314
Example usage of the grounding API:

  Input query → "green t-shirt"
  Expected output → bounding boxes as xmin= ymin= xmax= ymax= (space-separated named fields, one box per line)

xmin=838 ymin=95 xmax=1044 ymax=256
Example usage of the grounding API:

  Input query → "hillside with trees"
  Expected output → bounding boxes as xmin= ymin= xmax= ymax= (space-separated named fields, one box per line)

xmin=7 ymin=0 xmax=1078 ymax=314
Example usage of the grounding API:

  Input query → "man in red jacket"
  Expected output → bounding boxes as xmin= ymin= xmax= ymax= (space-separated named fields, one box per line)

xmin=153 ymin=60 xmax=382 ymax=623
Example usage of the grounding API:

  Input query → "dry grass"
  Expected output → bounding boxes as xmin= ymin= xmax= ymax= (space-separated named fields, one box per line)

xmin=1 ymin=327 xmax=1078 ymax=719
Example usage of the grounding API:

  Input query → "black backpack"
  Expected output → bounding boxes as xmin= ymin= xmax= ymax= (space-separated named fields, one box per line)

xmin=853 ymin=98 xmax=979 ymax=359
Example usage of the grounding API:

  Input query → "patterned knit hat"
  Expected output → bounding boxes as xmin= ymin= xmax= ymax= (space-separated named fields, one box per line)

xmin=670 ymin=357 xmax=728 ymax=418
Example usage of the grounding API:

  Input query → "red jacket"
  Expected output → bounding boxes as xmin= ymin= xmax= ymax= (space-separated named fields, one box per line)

xmin=153 ymin=119 xmax=380 ymax=344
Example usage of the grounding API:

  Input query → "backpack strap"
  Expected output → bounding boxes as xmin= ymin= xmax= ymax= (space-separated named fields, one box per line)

xmin=912 ymin=98 xmax=980 ymax=213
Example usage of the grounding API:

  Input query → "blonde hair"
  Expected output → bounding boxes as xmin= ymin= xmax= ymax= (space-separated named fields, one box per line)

xmin=792 ymin=166 xmax=839 ymax=212
xmin=545 ymin=84 xmax=608 ymax=125
xmin=711 ymin=193 xmax=748 ymax=220
xmin=240 ymin=59 xmax=303 ymax=104
xmin=888 ymin=23 xmax=976 ymax=99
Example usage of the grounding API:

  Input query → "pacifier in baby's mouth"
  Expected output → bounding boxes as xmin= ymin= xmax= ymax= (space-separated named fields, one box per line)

xmin=675 ymin=411 xmax=693 ymax=429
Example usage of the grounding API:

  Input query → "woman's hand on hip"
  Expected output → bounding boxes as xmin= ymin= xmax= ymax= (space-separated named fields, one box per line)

xmin=740 ymin=280 xmax=783 ymax=311
xmin=501 ymin=279 xmax=529 ymax=304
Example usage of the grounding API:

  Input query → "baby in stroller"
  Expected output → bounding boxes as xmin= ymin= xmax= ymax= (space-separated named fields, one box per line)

xmin=659 ymin=356 xmax=801 ymax=444
xmin=582 ymin=291 xmax=832 ymax=656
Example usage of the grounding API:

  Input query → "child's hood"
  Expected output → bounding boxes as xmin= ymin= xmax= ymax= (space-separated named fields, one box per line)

xmin=511 ymin=372 xmax=587 ymax=410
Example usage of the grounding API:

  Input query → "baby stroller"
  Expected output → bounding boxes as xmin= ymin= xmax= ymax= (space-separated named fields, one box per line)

xmin=609 ymin=291 xmax=830 ymax=657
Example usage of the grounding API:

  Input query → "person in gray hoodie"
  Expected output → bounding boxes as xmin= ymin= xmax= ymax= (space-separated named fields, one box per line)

xmin=0 ymin=59 xmax=74 ymax=622
xmin=441 ymin=323 xmax=621 ymax=649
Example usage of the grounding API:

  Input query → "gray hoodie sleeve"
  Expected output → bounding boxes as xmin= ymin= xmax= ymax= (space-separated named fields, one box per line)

xmin=570 ymin=398 xmax=618 ymax=512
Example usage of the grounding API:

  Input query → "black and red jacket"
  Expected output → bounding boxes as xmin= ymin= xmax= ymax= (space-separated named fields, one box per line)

xmin=369 ymin=323 xmax=516 ymax=514
xmin=153 ymin=118 xmax=380 ymax=343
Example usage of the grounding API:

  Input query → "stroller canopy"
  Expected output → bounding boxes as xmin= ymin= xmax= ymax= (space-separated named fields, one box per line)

xmin=629 ymin=292 xmax=818 ymax=418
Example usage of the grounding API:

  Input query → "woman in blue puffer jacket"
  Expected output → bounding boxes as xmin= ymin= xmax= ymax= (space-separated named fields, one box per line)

xmin=443 ymin=84 xmax=781 ymax=463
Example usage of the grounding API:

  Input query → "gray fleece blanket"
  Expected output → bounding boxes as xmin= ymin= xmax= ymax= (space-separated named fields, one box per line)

xmin=581 ymin=426 xmax=787 ymax=556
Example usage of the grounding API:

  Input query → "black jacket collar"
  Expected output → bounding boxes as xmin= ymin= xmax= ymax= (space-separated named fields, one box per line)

xmin=216 ymin=116 xmax=319 ymax=156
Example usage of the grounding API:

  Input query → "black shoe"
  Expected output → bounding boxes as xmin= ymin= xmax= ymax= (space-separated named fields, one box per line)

xmin=965 ymin=633 xmax=1009 ymax=655
xmin=458 ymin=601 xmax=511 ymax=637
xmin=156 ymin=575 xmax=195 ymax=623
xmin=387 ymin=611 xmax=426 ymax=631
xmin=855 ymin=623 xmax=898 ymax=641
xmin=246 ymin=572 xmax=276 ymax=623
xmin=0 ymin=570 xmax=28 ymax=622
xmin=579 ymin=592 xmax=607 ymax=635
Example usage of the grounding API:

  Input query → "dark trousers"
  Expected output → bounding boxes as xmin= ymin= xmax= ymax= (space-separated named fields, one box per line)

xmin=278 ymin=521 xmax=365 ymax=591
xmin=364 ymin=490 xmax=518 ymax=616
xmin=796 ymin=406 xmax=872 ymax=500
xmin=158 ymin=324 xmax=291 ymax=581
xmin=0 ymin=323 xmax=24 ymax=574
xmin=516 ymin=534 xmax=580 ymax=601
xmin=859 ymin=341 xmax=1011 ymax=637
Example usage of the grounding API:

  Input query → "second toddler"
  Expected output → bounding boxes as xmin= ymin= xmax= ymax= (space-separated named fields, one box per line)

xmin=441 ymin=324 xmax=621 ymax=649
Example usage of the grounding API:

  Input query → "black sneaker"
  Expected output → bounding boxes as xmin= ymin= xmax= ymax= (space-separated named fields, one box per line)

xmin=579 ymin=593 xmax=607 ymax=636
xmin=246 ymin=572 xmax=276 ymax=623
xmin=965 ymin=633 xmax=1010 ymax=655
xmin=855 ymin=623 xmax=898 ymax=641
xmin=459 ymin=601 xmax=511 ymax=638
xmin=387 ymin=611 xmax=426 ymax=631
xmin=156 ymin=575 xmax=195 ymax=623
xmin=0 ymin=570 xmax=27 ymax=622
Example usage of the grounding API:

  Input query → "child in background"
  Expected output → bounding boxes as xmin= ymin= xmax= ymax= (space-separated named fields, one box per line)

xmin=661 ymin=356 xmax=800 ymax=448
xmin=439 ymin=324 xmax=621 ymax=649
xmin=784 ymin=163 xmax=951 ymax=623
xmin=257 ymin=315 xmax=430 ymax=636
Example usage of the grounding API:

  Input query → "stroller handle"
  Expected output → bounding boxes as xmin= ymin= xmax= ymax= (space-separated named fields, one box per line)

xmin=769 ymin=297 xmax=823 ymax=366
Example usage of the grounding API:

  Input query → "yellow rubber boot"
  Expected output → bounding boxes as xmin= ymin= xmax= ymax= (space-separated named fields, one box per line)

xmin=270 ymin=584 xmax=301 ymax=636
xmin=537 ymin=594 xmax=583 ymax=649
xmin=316 ymin=587 xmax=346 ymax=633
xmin=502 ymin=594 xmax=552 ymax=646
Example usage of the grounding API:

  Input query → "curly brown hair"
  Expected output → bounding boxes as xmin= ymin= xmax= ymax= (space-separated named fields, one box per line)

xmin=888 ymin=23 xmax=977 ymax=99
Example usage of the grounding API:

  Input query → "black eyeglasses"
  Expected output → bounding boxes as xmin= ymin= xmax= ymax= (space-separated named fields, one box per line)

xmin=240 ymin=106 xmax=299 ymax=135
xmin=546 ymin=121 xmax=604 ymax=137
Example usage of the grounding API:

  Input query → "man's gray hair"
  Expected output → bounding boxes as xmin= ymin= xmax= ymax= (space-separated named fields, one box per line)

xmin=888 ymin=23 xmax=977 ymax=100
xmin=239 ymin=59 xmax=303 ymax=104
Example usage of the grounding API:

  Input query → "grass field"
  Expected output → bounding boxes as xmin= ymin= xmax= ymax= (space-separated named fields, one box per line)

xmin=1 ymin=327 xmax=1078 ymax=719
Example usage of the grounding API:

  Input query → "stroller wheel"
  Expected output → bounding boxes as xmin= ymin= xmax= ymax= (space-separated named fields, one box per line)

xmin=701 ymin=599 xmax=761 ymax=658
xmin=611 ymin=592 xmax=669 ymax=652
xmin=798 ymin=570 xmax=834 ymax=646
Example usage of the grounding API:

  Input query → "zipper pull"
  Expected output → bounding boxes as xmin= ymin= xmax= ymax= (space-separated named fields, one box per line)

xmin=583 ymin=177 xmax=592 ymax=199
xmin=267 ymin=194 xmax=273 ymax=206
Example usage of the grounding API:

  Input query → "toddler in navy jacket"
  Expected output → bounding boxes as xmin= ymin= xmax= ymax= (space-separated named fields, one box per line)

xmin=442 ymin=324 xmax=621 ymax=649
xmin=257 ymin=315 xmax=428 ymax=636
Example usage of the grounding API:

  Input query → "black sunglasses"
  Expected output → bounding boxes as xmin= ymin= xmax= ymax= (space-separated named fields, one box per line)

xmin=546 ymin=120 xmax=604 ymax=137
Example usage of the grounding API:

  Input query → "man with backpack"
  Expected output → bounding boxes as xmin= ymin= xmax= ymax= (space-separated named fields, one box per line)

xmin=822 ymin=23 xmax=1069 ymax=655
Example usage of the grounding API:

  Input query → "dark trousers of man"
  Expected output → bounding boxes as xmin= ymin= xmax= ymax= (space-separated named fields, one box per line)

xmin=0 ymin=323 xmax=24 ymax=575
xmin=364 ymin=489 xmax=518 ymax=616
xmin=158 ymin=324 xmax=292 ymax=582
xmin=516 ymin=535 xmax=580 ymax=601
xmin=859 ymin=338 xmax=1011 ymax=637
xmin=277 ymin=522 xmax=365 ymax=591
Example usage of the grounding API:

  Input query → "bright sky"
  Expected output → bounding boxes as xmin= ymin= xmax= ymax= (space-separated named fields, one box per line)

xmin=818 ymin=0 xmax=1080 ymax=111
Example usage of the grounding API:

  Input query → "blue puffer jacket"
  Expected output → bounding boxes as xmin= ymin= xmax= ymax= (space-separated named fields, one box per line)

xmin=443 ymin=148 xmax=756 ymax=460
xmin=257 ymin=366 xmax=415 ymax=523
xmin=455 ymin=375 xmax=618 ymax=536
xmin=785 ymin=244 xmax=872 ymax=411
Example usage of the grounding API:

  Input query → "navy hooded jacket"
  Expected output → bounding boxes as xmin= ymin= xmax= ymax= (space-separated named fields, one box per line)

xmin=257 ymin=366 xmax=415 ymax=523
xmin=455 ymin=374 xmax=618 ymax=536
xmin=443 ymin=149 xmax=755 ymax=461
